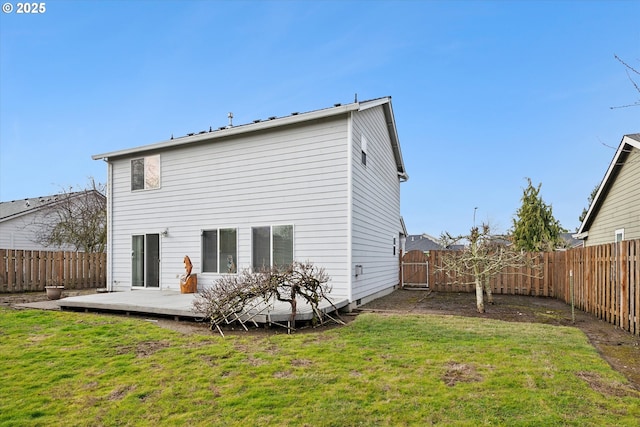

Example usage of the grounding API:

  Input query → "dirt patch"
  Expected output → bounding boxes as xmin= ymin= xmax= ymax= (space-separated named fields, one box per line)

xmin=0 ymin=288 xmax=99 ymax=307
xmin=575 ymin=371 xmax=640 ymax=398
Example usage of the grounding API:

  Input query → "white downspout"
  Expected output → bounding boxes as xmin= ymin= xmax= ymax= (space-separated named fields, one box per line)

xmin=106 ymin=160 xmax=113 ymax=292
xmin=346 ymin=112 xmax=354 ymax=304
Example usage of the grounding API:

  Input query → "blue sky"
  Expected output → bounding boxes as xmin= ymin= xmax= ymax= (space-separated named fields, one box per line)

xmin=1 ymin=0 xmax=638 ymax=237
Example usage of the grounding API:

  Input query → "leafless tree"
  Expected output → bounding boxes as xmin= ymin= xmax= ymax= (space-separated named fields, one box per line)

xmin=193 ymin=261 xmax=341 ymax=335
xmin=31 ymin=178 xmax=106 ymax=252
xmin=439 ymin=224 xmax=540 ymax=313
xmin=611 ymin=55 xmax=640 ymax=109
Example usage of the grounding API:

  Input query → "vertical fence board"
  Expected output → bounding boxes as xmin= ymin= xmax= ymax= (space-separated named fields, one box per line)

xmin=621 ymin=241 xmax=629 ymax=331
xmin=0 ymin=249 xmax=6 ymax=292
xmin=23 ymin=251 xmax=32 ymax=292
xmin=7 ymin=250 xmax=16 ymax=292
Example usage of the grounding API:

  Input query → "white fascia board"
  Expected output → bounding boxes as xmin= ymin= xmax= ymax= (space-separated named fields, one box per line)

xmin=573 ymin=231 xmax=588 ymax=240
xmin=374 ymin=98 xmax=408 ymax=180
xmin=358 ymin=97 xmax=391 ymax=111
xmin=92 ymin=103 xmax=360 ymax=161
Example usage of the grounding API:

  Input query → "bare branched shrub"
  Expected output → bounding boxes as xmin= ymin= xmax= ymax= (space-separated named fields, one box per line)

xmin=29 ymin=178 xmax=106 ymax=252
xmin=439 ymin=224 xmax=541 ymax=313
xmin=193 ymin=261 xmax=337 ymax=334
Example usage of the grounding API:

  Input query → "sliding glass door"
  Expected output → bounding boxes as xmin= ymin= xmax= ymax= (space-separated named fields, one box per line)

xmin=132 ymin=234 xmax=160 ymax=288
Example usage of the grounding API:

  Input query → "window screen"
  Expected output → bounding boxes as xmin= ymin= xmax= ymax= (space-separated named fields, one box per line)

xmin=202 ymin=230 xmax=218 ymax=272
xmin=252 ymin=226 xmax=271 ymax=271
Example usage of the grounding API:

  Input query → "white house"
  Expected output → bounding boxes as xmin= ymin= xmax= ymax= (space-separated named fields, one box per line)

xmin=92 ymin=96 xmax=408 ymax=308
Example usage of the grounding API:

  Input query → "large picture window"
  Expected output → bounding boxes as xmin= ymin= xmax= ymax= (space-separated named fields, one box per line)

xmin=131 ymin=155 xmax=160 ymax=191
xmin=252 ymin=225 xmax=293 ymax=271
xmin=202 ymin=228 xmax=237 ymax=273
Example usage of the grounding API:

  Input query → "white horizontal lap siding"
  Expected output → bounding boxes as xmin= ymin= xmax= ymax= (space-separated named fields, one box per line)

xmin=350 ymin=106 xmax=401 ymax=302
xmin=587 ymin=148 xmax=640 ymax=246
xmin=108 ymin=116 xmax=351 ymax=295
xmin=0 ymin=213 xmax=79 ymax=251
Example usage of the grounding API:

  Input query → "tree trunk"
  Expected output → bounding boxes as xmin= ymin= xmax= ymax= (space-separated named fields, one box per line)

xmin=483 ymin=277 xmax=493 ymax=304
xmin=475 ymin=277 xmax=485 ymax=313
xmin=289 ymin=286 xmax=297 ymax=330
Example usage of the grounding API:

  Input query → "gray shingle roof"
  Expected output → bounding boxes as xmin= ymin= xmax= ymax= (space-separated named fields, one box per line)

xmin=405 ymin=234 xmax=444 ymax=252
xmin=0 ymin=195 xmax=63 ymax=221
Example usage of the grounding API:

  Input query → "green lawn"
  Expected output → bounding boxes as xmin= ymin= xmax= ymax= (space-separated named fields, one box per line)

xmin=1 ymin=308 xmax=638 ymax=426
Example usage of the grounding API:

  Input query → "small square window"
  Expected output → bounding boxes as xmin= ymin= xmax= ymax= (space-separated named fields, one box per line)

xmin=131 ymin=155 xmax=160 ymax=191
xmin=360 ymin=135 xmax=368 ymax=166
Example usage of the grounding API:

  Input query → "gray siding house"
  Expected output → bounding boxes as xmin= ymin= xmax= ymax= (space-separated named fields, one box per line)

xmin=92 ymin=97 xmax=408 ymax=308
xmin=576 ymin=133 xmax=640 ymax=246
xmin=0 ymin=192 xmax=104 ymax=251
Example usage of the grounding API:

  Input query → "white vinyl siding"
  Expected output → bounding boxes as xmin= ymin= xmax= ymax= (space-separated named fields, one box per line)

xmin=0 ymin=211 xmax=77 ymax=251
xmin=106 ymin=116 xmax=351 ymax=294
xmin=350 ymin=106 xmax=402 ymax=302
xmin=585 ymin=146 xmax=640 ymax=246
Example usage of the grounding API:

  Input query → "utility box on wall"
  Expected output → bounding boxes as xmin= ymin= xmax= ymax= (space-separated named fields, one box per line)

xmin=355 ymin=264 xmax=363 ymax=277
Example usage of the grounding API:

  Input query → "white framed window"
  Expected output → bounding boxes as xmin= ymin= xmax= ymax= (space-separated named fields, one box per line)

xmin=202 ymin=228 xmax=237 ymax=273
xmin=131 ymin=154 xmax=161 ymax=191
xmin=252 ymin=225 xmax=294 ymax=271
xmin=615 ymin=228 xmax=624 ymax=243
xmin=360 ymin=134 xmax=368 ymax=166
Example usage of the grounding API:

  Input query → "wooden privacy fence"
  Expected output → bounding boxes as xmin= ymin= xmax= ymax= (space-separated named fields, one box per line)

xmin=421 ymin=239 xmax=640 ymax=335
xmin=0 ymin=249 xmax=106 ymax=293
xmin=427 ymin=250 xmax=550 ymax=296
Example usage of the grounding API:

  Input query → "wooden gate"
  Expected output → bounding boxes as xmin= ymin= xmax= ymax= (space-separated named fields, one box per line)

xmin=401 ymin=250 xmax=429 ymax=288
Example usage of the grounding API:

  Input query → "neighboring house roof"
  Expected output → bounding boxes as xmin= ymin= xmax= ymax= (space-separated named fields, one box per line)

xmin=560 ymin=232 xmax=583 ymax=248
xmin=0 ymin=191 xmax=106 ymax=222
xmin=0 ymin=194 xmax=65 ymax=222
xmin=575 ymin=133 xmax=640 ymax=238
xmin=92 ymin=96 xmax=408 ymax=181
xmin=405 ymin=234 xmax=444 ymax=252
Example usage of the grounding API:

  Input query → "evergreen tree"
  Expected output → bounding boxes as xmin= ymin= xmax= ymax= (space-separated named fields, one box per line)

xmin=578 ymin=184 xmax=599 ymax=227
xmin=511 ymin=178 xmax=565 ymax=251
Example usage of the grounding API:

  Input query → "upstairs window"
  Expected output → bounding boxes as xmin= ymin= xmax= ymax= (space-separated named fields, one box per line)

xmin=131 ymin=155 xmax=160 ymax=191
xmin=360 ymin=135 xmax=368 ymax=166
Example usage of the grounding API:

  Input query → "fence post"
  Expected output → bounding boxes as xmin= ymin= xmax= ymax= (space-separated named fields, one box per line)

xmin=570 ymin=269 xmax=575 ymax=323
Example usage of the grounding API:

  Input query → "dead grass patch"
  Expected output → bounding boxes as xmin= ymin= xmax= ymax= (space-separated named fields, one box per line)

xmin=273 ymin=370 xmax=294 ymax=379
xmin=442 ymin=361 xmax=483 ymax=387
xmin=575 ymin=371 xmax=640 ymax=398
xmin=108 ymin=385 xmax=136 ymax=401
xmin=115 ymin=340 xmax=171 ymax=357
xmin=290 ymin=358 xmax=313 ymax=367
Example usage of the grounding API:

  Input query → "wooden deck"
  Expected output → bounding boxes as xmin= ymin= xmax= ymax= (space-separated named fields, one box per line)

xmin=57 ymin=290 xmax=349 ymax=324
